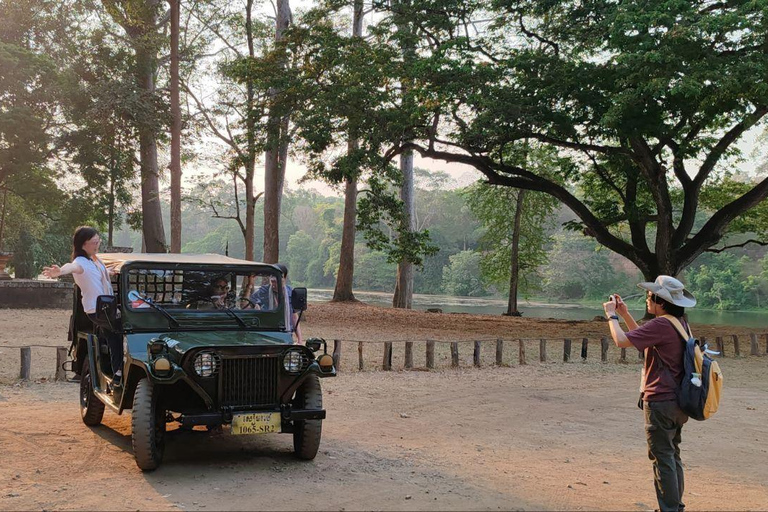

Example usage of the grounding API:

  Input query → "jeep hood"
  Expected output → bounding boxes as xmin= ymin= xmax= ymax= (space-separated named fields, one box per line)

xmin=126 ymin=330 xmax=292 ymax=362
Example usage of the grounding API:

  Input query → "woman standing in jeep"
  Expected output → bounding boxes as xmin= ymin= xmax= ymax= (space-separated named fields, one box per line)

xmin=603 ymin=276 xmax=697 ymax=512
xmin=43 ymin=226 xmax=123 ymax=385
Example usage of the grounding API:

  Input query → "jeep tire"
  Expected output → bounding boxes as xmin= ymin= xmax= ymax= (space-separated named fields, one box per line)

xmin=292 ymin=373 xmax=323 ymax=460
xmin=80 ymin=360 xmax=105 ymax=426
xmin=131 ymin=378 xmax=166 ymax=471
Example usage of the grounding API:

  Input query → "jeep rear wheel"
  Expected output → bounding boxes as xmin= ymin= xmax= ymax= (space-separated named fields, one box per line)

xmin=80 ymin=360 xmax=105 ymax=426
xmin=292 ymin=374 xmax=323 ymax=460
xmin=131 ymin=378 xmax=166 ymax=471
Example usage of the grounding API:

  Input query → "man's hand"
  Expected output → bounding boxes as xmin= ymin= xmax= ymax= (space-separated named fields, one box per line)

xmin=603 ymin=296 xmax=617 ymax=318
xmin=614 ymin=294 xmax=629 ymax=317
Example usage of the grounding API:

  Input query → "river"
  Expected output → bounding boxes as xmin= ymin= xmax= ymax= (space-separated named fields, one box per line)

xmin=308 ymin=289 xmax=768 ymax=328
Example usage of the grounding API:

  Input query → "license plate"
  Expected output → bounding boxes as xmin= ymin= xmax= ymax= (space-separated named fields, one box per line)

xmin=231 ymin=412 xmax=282 ymax=435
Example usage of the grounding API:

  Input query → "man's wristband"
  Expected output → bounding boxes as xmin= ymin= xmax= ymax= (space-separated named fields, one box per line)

xmin=608 ymin=315 xmax=619 ymax=321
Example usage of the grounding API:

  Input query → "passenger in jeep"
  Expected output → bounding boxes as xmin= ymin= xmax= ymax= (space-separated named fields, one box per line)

xmin=43 ymin=226 xmax=124 ymax=386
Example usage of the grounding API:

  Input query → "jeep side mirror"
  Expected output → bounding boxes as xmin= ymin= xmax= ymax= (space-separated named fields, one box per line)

xmin=290 ymin=287 xmax=308 ymax=312
xmin=96 ymin=294 xmax=118 ymax=324
xmin=306 ymin=337 xmax=324 ymax=352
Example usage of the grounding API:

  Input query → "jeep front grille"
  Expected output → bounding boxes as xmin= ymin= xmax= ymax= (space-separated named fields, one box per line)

xmin=219 ymin=355 xmax=279 ymax=407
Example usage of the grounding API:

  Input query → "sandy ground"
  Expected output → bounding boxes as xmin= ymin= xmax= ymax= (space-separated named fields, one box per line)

xmin=1 ymin=304 xmax=767 ymax=511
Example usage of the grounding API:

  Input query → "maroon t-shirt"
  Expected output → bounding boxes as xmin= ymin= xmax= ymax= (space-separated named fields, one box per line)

xmin=625 ymin=316 xmax=688 ymax=402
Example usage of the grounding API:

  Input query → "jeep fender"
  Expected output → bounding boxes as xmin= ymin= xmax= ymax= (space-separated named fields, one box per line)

xmin=118 ymin=362 xmax=150 ymax=414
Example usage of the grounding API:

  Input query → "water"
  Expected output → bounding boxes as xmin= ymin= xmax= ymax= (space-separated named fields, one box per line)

xmin=308 ymin=289 xmax=768 ymax=329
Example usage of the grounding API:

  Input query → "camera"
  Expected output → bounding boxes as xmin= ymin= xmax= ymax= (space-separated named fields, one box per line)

xmin=607 ymin=294 xmax=617 ymax=302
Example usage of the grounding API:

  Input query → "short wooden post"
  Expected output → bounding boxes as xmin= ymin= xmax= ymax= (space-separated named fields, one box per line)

xmin=518 ymin=339 xmax=527 ymax=365
xmin=563 ymin=339 xmax=571 ymax=362
xmin=581 ymin=338 xmax=588 ymax=361
xmin=473 ymin=341 xmax=481 ymax=367
xmin=495 ymin=339 xmax=503 ymax=366
xmin=732 ymin=335 xmax=740 ymax=357
xmin=426 ymin=340 xmax=435 ymax=369
xmin=450 ymin=342 xmax=459 ymax=367
xmin=358 ymin=341 xmax=364 ymax=371
xmin=405 ymin=341 xmax=414 ymax=369
xmin=55 ymin=347 xmax=68 ymax=382
xmin=620 ymin=347 xmax=627 ymax=363
xmin=539 ymin=339 xmax=547 ymax=362
xmin=600 ymin=337 xmax=609 ymax=362
xmin=716 ymin=336 xmax=725 ymax=357
xmin=750 ymin=333 xmax=758 ymax=356
xmin=332 ymin=340 xmax=342 ymax=370
xmin=383 ymin=342 xmax=392 ymax=371
xmin=20 ymin=347 xmax=31 ymax=381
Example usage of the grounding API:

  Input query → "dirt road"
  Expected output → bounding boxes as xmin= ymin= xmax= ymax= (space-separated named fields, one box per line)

xmin=1 ymin=361 xmax=767 ymax=511
xmin=1 ymin=305 xmax=767 ymax=510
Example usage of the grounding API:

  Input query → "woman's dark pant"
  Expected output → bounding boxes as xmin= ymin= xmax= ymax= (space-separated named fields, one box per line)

xmin=644 ymin=400 xmax=689 ymax=512
xmin=87 ymin=313 xmax=123 ymax=375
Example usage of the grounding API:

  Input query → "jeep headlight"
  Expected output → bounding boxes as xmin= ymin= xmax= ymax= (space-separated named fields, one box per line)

xmin=283 ymin=349 xmax=305 ymax=374
xmin=193 ymin=352 xmax=218 ymax=377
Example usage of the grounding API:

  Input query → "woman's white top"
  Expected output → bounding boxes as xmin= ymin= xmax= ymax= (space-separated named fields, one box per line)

xmin=72 ymin=256 xmax=114 ymax=314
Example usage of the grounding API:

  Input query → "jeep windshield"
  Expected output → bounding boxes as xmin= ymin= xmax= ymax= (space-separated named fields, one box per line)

xmin=122 ymin=266 xmax=288 ymax=331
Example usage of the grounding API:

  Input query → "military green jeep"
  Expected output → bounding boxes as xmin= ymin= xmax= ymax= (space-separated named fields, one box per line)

xmin=68 ymin=253 xmax=335 ymax=471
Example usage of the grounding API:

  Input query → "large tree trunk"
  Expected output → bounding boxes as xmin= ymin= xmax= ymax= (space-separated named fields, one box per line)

xmin=244 ymin=0 xmax=257 ymax=261
xmin=333 ymin=171 xmax=359 ymax=302
xmin=331 ymin=0 xmax=364 ymax=303
xmin=505 ymin=190 xmax=526 ymax=316
xmin=136 ymin=42 xmax=166 ymax=253
xmin=392 ymin=148 xmax=415 ymax=309
xmin=108 ymin=159 xmax=115 ymax=247
xmin=169 ymin=0 xmax=182 ymax=253
xmin=0 ymin=187 xmax=8 ymax=252
xmin=262 ymin=0 xmax=291 ymax=264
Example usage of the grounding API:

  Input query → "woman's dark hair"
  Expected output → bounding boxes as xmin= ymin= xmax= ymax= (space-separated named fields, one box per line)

xmin=651 ymin=294 xmax=685 ymax=318
xmin=72 ymin=226 xmax=99 ymax=260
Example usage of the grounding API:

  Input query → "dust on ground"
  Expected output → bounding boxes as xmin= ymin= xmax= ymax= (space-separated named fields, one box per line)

xmin=0 ymin=303 xmax=767 ymax=511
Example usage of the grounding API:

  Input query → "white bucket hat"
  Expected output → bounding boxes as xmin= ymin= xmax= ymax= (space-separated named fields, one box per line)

xmin=637 ymin=275 xmax=696 ymax=308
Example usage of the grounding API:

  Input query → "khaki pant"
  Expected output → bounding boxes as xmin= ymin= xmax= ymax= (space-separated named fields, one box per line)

xmin=644 ymin=400 xmax=689 ymax=512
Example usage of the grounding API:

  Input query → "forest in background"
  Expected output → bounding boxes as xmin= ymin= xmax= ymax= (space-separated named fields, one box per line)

xmin=3 ymin=0 xmax=768 ymax=314
xmin=97 ymin=168 xmax=768 ymax=311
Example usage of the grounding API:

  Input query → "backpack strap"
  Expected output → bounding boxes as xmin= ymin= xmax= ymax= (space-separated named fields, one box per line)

xmin=661 ymin=314 xmax=692 ymax=341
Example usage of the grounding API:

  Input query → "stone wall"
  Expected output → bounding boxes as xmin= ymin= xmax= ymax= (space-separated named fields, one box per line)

xmin=0 ymin=280 xmax=73 ymax=309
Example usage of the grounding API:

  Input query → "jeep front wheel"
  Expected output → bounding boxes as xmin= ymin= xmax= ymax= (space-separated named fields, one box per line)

xmin=131 ymin=378 xmax=166 ymax=471
xmin=80 ymin=360 xmax=105 ymax=426
xmin=292 ymin=374 xmax=323 ymax=460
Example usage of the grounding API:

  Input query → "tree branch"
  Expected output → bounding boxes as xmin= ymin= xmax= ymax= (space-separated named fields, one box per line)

xmin=706 ymin=239 xmax=768 ymax=253
xmin=396 ymin=141 xmax=646 ymax=269
xmin=679 ymin=175 xmax=768 ymax=268
xmin=694 ymin=106 xmax=768 ymax=186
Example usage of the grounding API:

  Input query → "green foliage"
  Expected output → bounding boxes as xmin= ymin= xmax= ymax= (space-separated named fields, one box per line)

xmin=686 ymin=253 xmax=752 ymax=310
xmin=463 ymin=178 xmax=558 ymax=295
xmin=441 ymin=250 xmax=485 ymax=297
xmin=542 ymin=233 xmax=639 ymax=300
xmin=354 ymin=250 xmax=396 ymax=292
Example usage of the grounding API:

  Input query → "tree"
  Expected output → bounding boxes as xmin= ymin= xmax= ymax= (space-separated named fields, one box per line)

xmin=262 ymin=0 xmax=292 ymax=264
xmin=61 ymin=32 xmax=140 ymax=247
xmin=369 ymin=0 xmax=768 ymax=281
xmin=102 ymin=0 xmax=168 ymax=252
xmin=169 ymin=0 xmax=182 ymax=253
xmin=0 ymin=0 xmax=79 ymax=257
xmin=184 ymin=0 xmax=269 ymax=260
xmin=686 ymin=253 xmax=751 ymax=310
xmin=464 ymin=178 xmax=558 ymax=314
xmin=441 ymin=250 xmax=484 ymax=297
xmin=332 ymin=0 xmax=365 ymax=303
